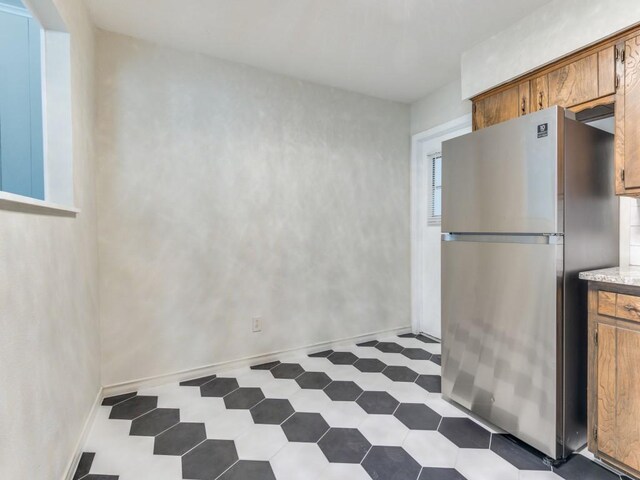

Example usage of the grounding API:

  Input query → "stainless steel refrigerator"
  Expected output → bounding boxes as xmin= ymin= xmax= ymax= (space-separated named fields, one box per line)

xmin=441 ymin=106 xmax=619 ymax=459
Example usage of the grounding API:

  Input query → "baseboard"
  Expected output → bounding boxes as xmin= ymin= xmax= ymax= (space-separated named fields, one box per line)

xmin=102 ymin=325 xmax=412 ymax=397
xmin=62 ymin=388 xmax=103 ymax=480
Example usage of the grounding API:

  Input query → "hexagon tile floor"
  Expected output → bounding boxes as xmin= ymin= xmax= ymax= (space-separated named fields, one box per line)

xmin=74 ymin=334 xmax=629 ymax=480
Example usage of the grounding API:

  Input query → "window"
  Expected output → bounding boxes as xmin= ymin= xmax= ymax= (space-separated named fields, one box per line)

xmin=0 ymin=0 xmax=44 ymax=200
xmin=428 ymin=152 xmax=442 ymax=225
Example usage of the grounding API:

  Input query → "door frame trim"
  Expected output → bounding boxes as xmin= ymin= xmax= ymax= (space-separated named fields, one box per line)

xmin=410 ymin=114 xmax=472 ymax=337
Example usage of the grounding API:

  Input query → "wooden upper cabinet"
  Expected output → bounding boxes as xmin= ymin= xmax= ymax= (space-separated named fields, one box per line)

xmin=620 ymin=35 xmax=640 ymax=193
xmin=548 ymin=53 xmax=599 ymax=107
xmin=531 ymin=75 xmax=549 ymax=112
xmin=473 ymin=85 xmax=520 ymax=130
xmin=599 ymin=46 xmax=617 ymax=97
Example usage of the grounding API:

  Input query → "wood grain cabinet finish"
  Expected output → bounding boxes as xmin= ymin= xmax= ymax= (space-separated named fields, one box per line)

xmin=470 ymin=26 xmax=640 ymax=198
xmin=548 ymin=53 xmax=599 ymax=107
xmin=473 ymin=85 xmax=520 ymax=130
xmin=588 ymin=282 xmax=640 ymax=479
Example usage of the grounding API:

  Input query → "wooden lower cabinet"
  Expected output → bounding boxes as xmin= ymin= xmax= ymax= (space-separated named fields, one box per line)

xmin=588 ymin=282 xmax=640 ymax=478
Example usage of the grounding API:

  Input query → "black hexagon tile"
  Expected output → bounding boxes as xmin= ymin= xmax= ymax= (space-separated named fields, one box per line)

xmin=153 ymin=422 xmax=206 ymax=455
xmin=375 ymin=342 xmax=404 ymax=354
xmin=356 ymin=340 xmax=378 ymax=347
xmin=250 ymin=398 xmax=295 ymax=425
xmin=553 ymin=453 xmax=621 ymax=480
xmin=383 ymin=366 xmax=418 ymax=382
xmin=130 ymin=408 xmax=180 ymax=436
xmin=394 ymin=403 xmax=441 ymax=430
xmin=270 ymin=363 xmax=305 ymax=379
xmin=318 ymin=428 xmax=371 ymax=463
xmin=296 ymin=372 xmax=332 ymax=390
xmin=401 ymin=348 xmax=432 ymax=360
xmin=200 ymin=377 xmax=239 ymax=397
xmin=72 ymin=452 xmax=95 ymax=479
xmin=101 ymin=392 xmax=136 ymax=406
xmin=438 ymin=418 xmax=490 ymax=448
xmin=362 ymin=446 xmax=421 ymax=480
xmin=356 ymin=391 xmax=399 ymax=414
xmin=323 ymin=381 xmax=363 ymax=401
xmin=415 ymin=375 xmax=441 ymax=393
xmin=354 ymin=358 xmax=387 ymax=373
xmin=309 ymin=350 xmax=333 ymax=358
xmin=328 ymin=351 xmax=358 ymax=365
xmin=419 ymin=467 xmax=467 ymax=480
xmin=490 ymin=434 xmax=548 ymax=470
xmin=179 ymin=374 xmax=217 ymax=387
xmin=416 ymin=335 xmax=439 ymax=344
xmin=251 ymin=361 xmax=281 ymax=371
xmin=224 ymin=387 xmax=265 ymax=410
xmin=398 ymin=333 xmax=417 ymax=338
xmin=281 ymin=412 xmax=329 ymax=442
xmin=182 ymin=439 xmax=238 ymax=480
xmin=109 ymin=395 xmax=157 ymax=420
xmin=430 ymin=354 xmax=442 ymax=366
xmin=218 ymin=460 xmax=276 ymax=480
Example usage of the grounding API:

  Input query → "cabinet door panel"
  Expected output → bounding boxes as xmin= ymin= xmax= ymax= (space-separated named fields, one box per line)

xmin=475 ymin=86 xmax=519 ymax=129
xmin=597 ymin=323 xmax=617 ymax=459
xmin=616 ymin=326 xmax=640 ymax=472
xmin=599 ymin=46 xmax=616 ymax=97
xmin=548 ymin=54 xmax=599 ymax=107
xmin=518 ymin=81 xmax=530 ymax=116
xmin=624 ymin=36 xmax=640 ymax=189
xmin=531 ymin=75 xmax=548 ymax=112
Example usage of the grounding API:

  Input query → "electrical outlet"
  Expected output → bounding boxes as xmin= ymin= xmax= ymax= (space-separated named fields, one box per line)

xmin=252 ymin=316 xmax=262 ymax=333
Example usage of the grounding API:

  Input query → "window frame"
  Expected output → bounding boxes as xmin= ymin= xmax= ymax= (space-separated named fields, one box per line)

xmin=427 ymin=151 xmax=442 ymax=226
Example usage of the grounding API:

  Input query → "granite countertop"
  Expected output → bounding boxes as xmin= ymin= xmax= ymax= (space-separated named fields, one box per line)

xmin=579 ymin=266 xmax=640 ymax=286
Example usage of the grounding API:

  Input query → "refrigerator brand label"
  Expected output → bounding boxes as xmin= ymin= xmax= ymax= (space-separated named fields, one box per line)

xmin=537 ymin=123 xmax=548 ymax=138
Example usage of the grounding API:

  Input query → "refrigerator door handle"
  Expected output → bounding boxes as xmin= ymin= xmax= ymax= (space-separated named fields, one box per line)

xmin=442 ymin=233 xmax=564 ymax=245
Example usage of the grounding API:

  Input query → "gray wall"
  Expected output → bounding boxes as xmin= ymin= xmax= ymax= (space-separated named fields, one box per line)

xmin=410 ymin=81 xmax=471 ymax=135
xmin=95 ymin=31 xmax=411 ymax=386
xmin=0 ymin=0 xmax=100 ymax=477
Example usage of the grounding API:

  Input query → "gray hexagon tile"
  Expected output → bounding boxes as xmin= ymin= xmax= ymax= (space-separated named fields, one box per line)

xmin=281 ymin=412 xmax=329 ymax=442
xmin=181 ymin=439 xmax=238 ymax=479
xmin=250 ymin=398 xmax=295 ymax=425
xmin=323 ymin=381 xmax=363 ymax=401
xmin=200 ymin=377 xmax=239 ymax=397
xmin=318 ymin=428 xmax=371 ymax=463
xmin=81 ymin=334 xmax=613 ymax=480
xmin=130 ymin=408 xmax=180 ymax=436
xmin=224 ymin=387 xmax=265 ymax=409
xmin=271 ymin=363 xmax=305 ymax=379
xmin=153 ymin=422 xmax=206 ymax=455
xmin=296 ymin=372 xmax=332 ymax=390
xmin=356 ymin=391 xmax=399 ymax=414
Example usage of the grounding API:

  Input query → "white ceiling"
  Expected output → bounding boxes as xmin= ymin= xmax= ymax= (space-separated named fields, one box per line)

xmin=85 ymin=0 xmax=549 ymax=103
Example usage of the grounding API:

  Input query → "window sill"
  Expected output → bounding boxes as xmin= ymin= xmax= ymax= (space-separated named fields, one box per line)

xmin=0 ymin=191 xmax=79 ymax=216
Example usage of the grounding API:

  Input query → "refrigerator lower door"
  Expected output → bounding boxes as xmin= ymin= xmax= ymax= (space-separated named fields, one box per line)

xmin=442 ymin=235 xmax=562 ymax=458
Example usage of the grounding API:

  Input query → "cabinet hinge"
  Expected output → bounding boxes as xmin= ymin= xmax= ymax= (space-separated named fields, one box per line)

xmin=616 ymin=46 xmax=626 ymax=63
xmin=622 ymin=169 xmax=626 ymax=183
xmin=594 ymin=425 xmax=598 ymax=441
xmin=616 ymin=74 xmax=620 ymax=91
xmin=594 ymin=330 xmax=599 ymax=346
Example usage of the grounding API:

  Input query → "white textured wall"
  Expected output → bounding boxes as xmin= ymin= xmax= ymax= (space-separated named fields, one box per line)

xmin=0 ymin=0 xmax=100 ymax=478
xmin=461 ymin=0 xmax=640 ymax=99
xmin=96 ymin=31 xmax=411 ymax=386
xmin=410 ymin=80 xmax=471 ymax=135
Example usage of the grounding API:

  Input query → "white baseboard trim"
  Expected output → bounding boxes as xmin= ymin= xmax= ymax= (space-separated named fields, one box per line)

xmin=62 ymin=388 xmax=103 ymax=480
xmin=102 ymin=325 xmax=412 ymax=397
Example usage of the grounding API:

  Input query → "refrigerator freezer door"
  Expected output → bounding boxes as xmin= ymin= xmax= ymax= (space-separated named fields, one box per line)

xmin=442 ymin=107 xmax=562 ymax=234
xmin=441 ymin=236 xmax=560 ymax=458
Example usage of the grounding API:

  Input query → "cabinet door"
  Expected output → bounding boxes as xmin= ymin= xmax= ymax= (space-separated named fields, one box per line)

xmin=473 ymin=85 xmax=520 ymax=130
xmin=616 ymin=326 xmax=640 ymax=472
xmin=531 ymin=75 xmax=548 ymax=112
xmin=597 ymin=323 xmax=617 ymax=459
xmin=548 ymin=53 xmax=599 ymax=107
xmin=518 ymin=81 xmax=530 ymax=116
xmin=622 ymin=36 xmax=640 ymax=190
xmin=599 ymin=46 xmax=617 ymax=97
